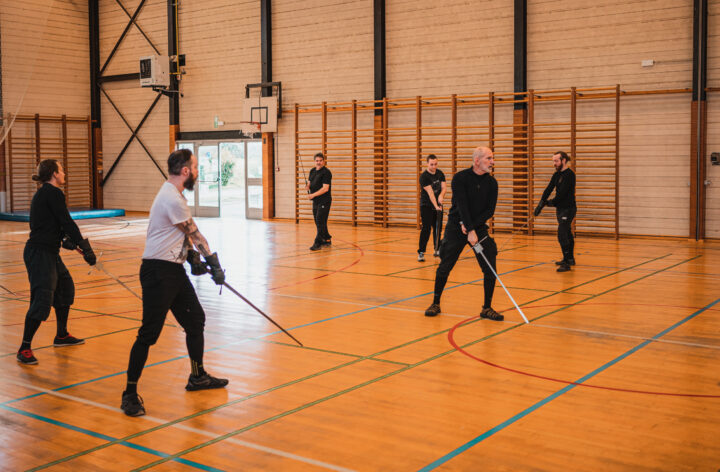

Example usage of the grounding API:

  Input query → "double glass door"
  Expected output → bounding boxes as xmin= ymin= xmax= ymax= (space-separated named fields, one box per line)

xmin=176 ymin=140 xmax=263 ymax=218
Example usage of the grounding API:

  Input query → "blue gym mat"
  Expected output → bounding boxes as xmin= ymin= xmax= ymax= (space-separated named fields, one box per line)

xmin=0 ymin=208 xmax=125 ymax=222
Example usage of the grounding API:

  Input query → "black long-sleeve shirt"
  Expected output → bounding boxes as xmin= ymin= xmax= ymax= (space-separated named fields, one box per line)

xmin=541 ymin=168 xmax=576 ymax=209
xmin=26 ymin=183 xmax=83 ymax=254
xmin=447 ymin=167 xmax=498 ymax=234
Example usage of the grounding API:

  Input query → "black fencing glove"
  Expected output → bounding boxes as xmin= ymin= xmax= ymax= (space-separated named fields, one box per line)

xmin=533 ymin=200 xmax=546 ymax=217
xmin=546 ymin=198 xmax=556 ymax=207
xmin=61 ymin=236 xmax=77 ymax=251
xmin=77 ymin=238 xmax=97 ymax=266
xmin=203 ymin=252 xmax=225 ymax=285
xmin=186 ymin=249 xmax=208 ymax=276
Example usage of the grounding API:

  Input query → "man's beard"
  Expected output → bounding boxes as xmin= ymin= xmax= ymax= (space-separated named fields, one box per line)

xmin=554 ymin=163 xmax=562 ymax=171
xmin=183 ymin=173 xmax=197 ymax=190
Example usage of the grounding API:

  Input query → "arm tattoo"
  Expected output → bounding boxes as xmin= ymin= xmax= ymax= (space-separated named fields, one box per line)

xmin=176 ymin=218 xmax=213 ymax=257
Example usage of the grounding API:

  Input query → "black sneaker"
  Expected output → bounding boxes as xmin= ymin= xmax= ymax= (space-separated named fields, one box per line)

xmin=556 ymin=263 xmax=571 ymax=272
xmin=555 ymin=259 xmax=576 ymax=266
xmin=17 ymin=349 xmax=38 ymax=365
xmin=54 ymin=334 xmax=85 ymax=347
xmin=424 ymin=303 xmax=441 ymax=317
xmin=185 ymin=373 xmax=229 ymax=391
xmin=121 ymin=392 xmax=146 ymax=417
xmin=321 ymin=239 xmax=332 ymax=247
xmin=480 ymin=307 xmax=504 ymax=321
xmin=310 ymin=244 xmax=322 ymax=251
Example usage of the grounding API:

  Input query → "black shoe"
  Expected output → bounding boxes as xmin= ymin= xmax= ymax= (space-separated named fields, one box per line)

xmin=417 ymin=252 xmax=425 ymax=262
xmin=121 ymin=392 xmax=146 ymax=417
xmin=309 ymin=244 xmax=322 ymax=251
xmin=185 ymin=373 xmax=229 ymax=391
xmin=17 ymin=349 xmax=38 ymax=365
xmin=425 ymin=303 xmax=441 ymax=317
xmin=557 ymin=263 xmax=571 ymax=272
xmin=480 ymin=307 xmax=504 ymax=321
xmin=321 ymin=240 xmax=332 ymax=247
xmin=555 ymin=258 xmax=576 ymax=266
xmin=54 ymin=334 xmax=85 ymax=347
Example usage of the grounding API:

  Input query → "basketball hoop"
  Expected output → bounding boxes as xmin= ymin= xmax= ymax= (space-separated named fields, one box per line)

xmin=239 ymin=121 xmax=262 ymax=134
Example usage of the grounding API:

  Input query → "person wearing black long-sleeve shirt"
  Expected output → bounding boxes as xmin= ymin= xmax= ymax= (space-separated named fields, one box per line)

xmin=424 ymin=147 xmax=503 ymax=321
xmin=306 ymin=152 xmax=332 ymax=251
xmin=17 ymin=159 xmax=97 ymax=365
xmin=534 ymin=151 xmax=577 ymax=272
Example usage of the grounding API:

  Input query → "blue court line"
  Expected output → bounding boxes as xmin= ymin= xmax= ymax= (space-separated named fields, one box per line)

xmin=0 ymin=404 xmax=224 ymax=472
xmin=418 ymin=295 xmax=720 ymax=471
xmin=2 ymin=261 xmax=545 ymax=406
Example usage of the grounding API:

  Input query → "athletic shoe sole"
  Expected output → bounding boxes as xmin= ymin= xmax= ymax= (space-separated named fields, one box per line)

xmin=53 ymin=339 xmax=85 ymax=347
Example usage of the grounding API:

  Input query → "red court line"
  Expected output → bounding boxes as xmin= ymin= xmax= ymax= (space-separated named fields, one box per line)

xmin=269 ymin=239 xmax=364 ymax=291
xmin=448 ymin=302 xmax=720 ymax=398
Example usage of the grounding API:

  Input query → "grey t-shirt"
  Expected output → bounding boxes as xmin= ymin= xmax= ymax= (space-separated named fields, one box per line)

xmin=142 ymin=181 xmax=192 ymax=263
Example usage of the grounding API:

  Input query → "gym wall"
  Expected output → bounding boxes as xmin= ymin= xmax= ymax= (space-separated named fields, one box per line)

xmin=0 ymin=0 xmax=89 ymax=117
xmin=99 ymin=0 xmax=169 ymax=211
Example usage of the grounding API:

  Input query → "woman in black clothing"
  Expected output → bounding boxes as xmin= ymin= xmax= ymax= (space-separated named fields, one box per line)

xmin=17 ymin=159 xmax=96 ymax=365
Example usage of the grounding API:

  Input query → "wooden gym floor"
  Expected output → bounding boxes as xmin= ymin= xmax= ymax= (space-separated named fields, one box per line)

xmin=0 ymin=215 xmax=719 ymax=471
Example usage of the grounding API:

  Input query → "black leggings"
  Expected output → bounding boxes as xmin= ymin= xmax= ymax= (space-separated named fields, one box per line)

xmin=126 ymin=260 xmax=206 ymax=384
xmin=433 ymin=225 xmax=497 ymax=308
xmin=556 ymin=207 xmax=576 ymax=261
xmin=312 ymin=200 xmax=332 ymax=245
xmin=418 ymin=206 xmax=443 ymax=253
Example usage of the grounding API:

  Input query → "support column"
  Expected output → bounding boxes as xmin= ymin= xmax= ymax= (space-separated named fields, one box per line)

xmin=89 ymin=0 xmax=103 ymax=208
xmin=373 ymin=0 xmax=386 ymax=225
xmin=690 ymin=0 xmax=708 ymax=240
xmin=168 ymin=0 xmax=180 ymax=152
xmin=513 ymin=0 xmax=528 ymax=229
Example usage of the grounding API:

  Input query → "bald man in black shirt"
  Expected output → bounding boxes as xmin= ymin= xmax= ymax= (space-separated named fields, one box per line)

xmin=424 ymin=147 xmax=503 ymax=321
xmin=17 ymin=159 xmax=96 ymax=365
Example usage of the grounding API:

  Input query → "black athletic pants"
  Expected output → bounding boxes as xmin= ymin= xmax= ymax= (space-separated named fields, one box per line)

xmin=21 ymin=246 xmax=75 ymax=344
xmin=126 ymin=259 xmax=206 ymax=385
xmin=433 ymin=225 xmax=497 ymax=308
xmin=312 ymin=200 xmax=332 ymax=246
xmin=556 ymin=207 xmax=576 ymax=262
xmin=23 ymin=246 xmax=75 ymax=321
xmin=418 ymin=205 xmax=443 ymax=253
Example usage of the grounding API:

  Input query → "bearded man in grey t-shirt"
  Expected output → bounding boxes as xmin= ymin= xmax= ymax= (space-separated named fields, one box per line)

xmin=121 ymin=149 xmax=229 ymax=417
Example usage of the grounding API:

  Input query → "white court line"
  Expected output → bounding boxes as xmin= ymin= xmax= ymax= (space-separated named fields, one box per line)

xmin=4 ymin=378 xmax=357 ymax=472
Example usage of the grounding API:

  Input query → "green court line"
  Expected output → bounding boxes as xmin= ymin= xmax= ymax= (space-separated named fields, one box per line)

xmin=35 ymin=253 xmax=676 ymax=471
xmin=259 ymin=339 xmax=411 ymax=367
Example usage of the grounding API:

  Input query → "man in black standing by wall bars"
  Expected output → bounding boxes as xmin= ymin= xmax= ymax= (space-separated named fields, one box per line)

xmin=17 ymin=159 xmax=97 ymax=365
xmin=425 ymin=146 xmax=503 ymax=321
xmin=306 ymin=152 xmax=332 ymax=251
xmin=417 ymin=154 xmax=447 ymax=262
xmin=534 ymin=151 xmax=577 ymax=272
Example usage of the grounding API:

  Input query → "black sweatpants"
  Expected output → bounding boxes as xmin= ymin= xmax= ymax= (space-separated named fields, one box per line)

xmin=312 ymin=200 xmax=332 ymax=245
xmin=556 ymin=207 xmax=576 ymax=261
xmin=23 ymin=245 xmax=75 ymax=321
xmin=433 ymin=225 xmax=497 ymax=308
xmin=418 ymin=205 xmax=443 ymax=253
xmin=126 ymin=259 xmax=206 ymax=384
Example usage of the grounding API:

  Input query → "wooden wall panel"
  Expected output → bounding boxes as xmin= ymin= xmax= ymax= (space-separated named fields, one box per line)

xmin=528 ymin=0 xmax=693 ymax=91
xmin=706 ymin=1 xmax=720 ymax=238
xmin=386 ymin=0 xmax=514 ymax=97
xmin=273 ymin=0 xmax=374 ymax=219
xmin=99 ymin=0 xmax=168 ymax=77
xmin=100 ymin=82 xmax=168 ymax=210
xmin=0 ymin=0 xmax=89 ymax=117
xmin=177 ymin=0 xmax=261 ymax=132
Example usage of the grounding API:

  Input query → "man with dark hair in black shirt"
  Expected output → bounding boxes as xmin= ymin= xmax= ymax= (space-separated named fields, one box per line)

xmin=306 ymin=152 xmax=332 ymax=251
xmin=425 ymin=147 xmax=503 ymax=321
xmin=534 ymin=150 xmax=577 ymax=272
xmin=417 ymin=154 xmax=446 ymax=262
xmin=17 ymin=159 xmax=97 ymax=365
